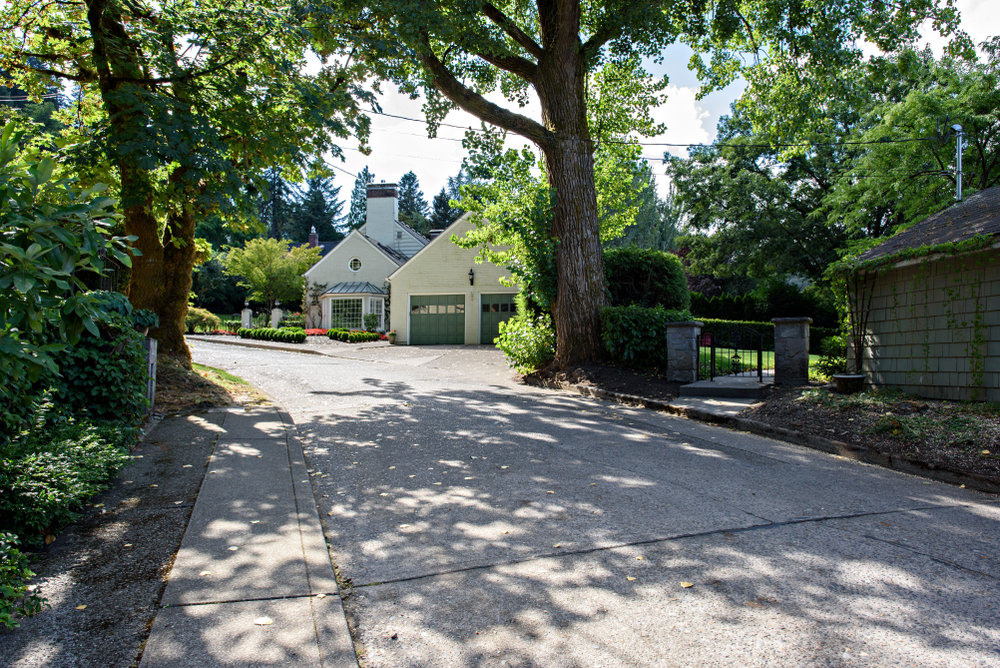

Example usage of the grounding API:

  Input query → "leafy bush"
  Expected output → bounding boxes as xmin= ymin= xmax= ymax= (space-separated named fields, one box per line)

xmin=690 ymin=281 xmax=838 ymax=328
xmin=0 ymin=532 xmax=46 ymax=629
xmin=220 ymin=318 xmax=241 ymax=333
xmin=496 ymin=312 xmax=555 ymax=374
xmin=815 ymin=334 xmax=847 ymax=379
xmin=327 ymin=328 xmax=349 ymax=342
xmin=363 ymin=313 xmax=380 ymax=332
xmin=0 ymin=418 xmax=137 ymax=545
xmin=349 ymin=330 xmax=381 ymax=343
xmin=278 ymin=313 xmax=305 ymax=329
xmin=237 ymin=327 xmax=307 ymax=343
xmin=699 ymin=318 xmax=774 ymax=350
xmin=604 ymin=247 xmax=690 ymax=310
xmin=49 ymin=312 xmax=149 ymax=424
xmin=185 ymin=307 xmax=222 ymax=333
xmin=130 ymin=308 xmax=159 ymax=331
xmin=601 ymin=305 xmax=693 ymax=368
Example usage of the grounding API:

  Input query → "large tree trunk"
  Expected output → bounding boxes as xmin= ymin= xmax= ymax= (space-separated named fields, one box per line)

xmin=535 ymin=8 xmax=607 ymax=367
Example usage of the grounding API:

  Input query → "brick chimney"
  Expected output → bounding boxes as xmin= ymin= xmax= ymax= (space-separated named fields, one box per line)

xmin=308 ymin=226 xmax=319 ymax=248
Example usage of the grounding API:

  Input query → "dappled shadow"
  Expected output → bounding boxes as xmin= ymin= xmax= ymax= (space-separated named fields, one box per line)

xmin=291 ymin=372 xmax=1000 ymax=667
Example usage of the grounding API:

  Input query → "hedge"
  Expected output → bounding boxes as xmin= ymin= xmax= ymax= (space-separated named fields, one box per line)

xmin=327 ymin=329 xmax=382 ymax=343
xmin=697 ymin=319 xmax=837 ymax=351
xmin=604 ymin=247 xmax=690 ymax=310
xmin=601 ymin=305 xmax=692 ymax=368
xmin=237 ymin=327 xmax=306 ymax=343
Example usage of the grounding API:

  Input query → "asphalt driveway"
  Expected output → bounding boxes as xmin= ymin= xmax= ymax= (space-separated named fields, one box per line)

xmin=190 ymin=340 xmax=1000 ymax=668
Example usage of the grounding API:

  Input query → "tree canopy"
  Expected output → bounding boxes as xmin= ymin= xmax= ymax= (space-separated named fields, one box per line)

xmin=304 ymin=0 xmax=965 ymax=367
xmin=222 ymin=238 xmax=321 ymax=310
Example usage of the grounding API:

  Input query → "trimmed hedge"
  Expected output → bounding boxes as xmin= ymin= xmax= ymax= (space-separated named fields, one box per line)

xmin=237 ymin=327 xmax=306 ymax=343
xmin=327 ymin=329 xmax=382 ymax=343
xmin=186 ymin=307 xmax=221 ymax=333
xmin=601 ymin=305 xmax=692 ymax=368
xmin=604 ymin=247 xmax=690 ymax=310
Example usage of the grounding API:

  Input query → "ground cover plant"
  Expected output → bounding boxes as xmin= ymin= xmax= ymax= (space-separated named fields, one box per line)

xmin=741 ymin=387 xmax=1000 ymax=485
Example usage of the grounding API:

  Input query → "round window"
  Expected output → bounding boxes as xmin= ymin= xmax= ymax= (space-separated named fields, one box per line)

xmin=349 ymin=258 xmax=362 ymax=272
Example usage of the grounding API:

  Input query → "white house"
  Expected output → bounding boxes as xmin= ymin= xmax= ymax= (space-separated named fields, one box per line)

xmin=303 ymin=183 xmax=518 ymax=343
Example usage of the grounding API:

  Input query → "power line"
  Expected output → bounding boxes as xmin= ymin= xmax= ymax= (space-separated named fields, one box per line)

xmin=363 ymin=109 xmax=935 ymax=150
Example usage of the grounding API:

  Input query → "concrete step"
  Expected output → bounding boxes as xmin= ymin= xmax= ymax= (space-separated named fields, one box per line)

xmin=679 ymin=375 xmax=773 ymax=399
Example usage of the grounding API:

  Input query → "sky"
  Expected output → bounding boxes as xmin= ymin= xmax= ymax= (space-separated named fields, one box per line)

xmin=326 ymin=0 xmax=999 ymax=204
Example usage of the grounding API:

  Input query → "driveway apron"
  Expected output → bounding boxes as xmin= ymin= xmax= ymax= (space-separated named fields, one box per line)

xmin=190 ymin=341 xmax=1000 ymax=668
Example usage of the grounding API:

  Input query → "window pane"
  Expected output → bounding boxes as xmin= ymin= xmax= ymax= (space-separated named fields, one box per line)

xmin=420 ymin=305 xmax=428 ymax=314
xmin=456 ymin=304 xmax=464 ymax=314
xmin=429 ymin=304 xmax=437 ymax=314
xmin=500 ymin=303 xmax=509 ymax=312
xmin=482 ymin=303 xmax=489 ymax=312
xmin=448 ymin=305 xmax=456 ymax=314
xmin=491 ymin=304 xmax=500 ymax=312
xmin=411 ymin=305 xmax=419 ymax=314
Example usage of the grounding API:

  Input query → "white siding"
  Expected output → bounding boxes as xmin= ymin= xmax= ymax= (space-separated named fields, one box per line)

xmin=388 ymin=214 xmax=517 ymax=344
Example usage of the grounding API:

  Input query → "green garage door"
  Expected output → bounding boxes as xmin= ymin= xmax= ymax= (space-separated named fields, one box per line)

xmin=410 ymin=295 xmax=465 ymax=344
xmin=480 ymin=293 xmax=517 ymax=344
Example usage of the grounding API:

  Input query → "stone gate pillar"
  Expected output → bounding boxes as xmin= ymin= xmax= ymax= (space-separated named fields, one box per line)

xmin=270 ymin=308 xmax=282 ymax=328
xmin=772 ymin=317 xmax=812 ymax=386
xmin=241 ymin=308 xmax=252 ymax=328
xmin=666 ymin=321 xmax=703 ymax=383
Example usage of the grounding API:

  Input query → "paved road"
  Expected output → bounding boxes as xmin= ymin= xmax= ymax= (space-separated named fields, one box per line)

xmin=191 ymin=340 xmax=1000 ymax=668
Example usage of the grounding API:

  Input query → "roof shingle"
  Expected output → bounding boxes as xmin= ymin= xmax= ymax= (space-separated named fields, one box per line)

xmin=859 ymin=185 xmax=1000 ymax=262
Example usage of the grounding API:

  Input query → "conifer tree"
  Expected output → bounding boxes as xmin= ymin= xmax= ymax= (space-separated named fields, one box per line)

xmin=348 ymin=167 xmax=375 ymax=230
xmin=397 ymin=171 xmax=430 ymax=233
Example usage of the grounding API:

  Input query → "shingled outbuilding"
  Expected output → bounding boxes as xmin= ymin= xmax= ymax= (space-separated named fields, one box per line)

xmin=855 ymin=186 xmax=1000 ymax=400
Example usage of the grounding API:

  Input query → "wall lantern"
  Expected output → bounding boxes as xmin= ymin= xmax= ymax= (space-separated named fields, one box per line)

xmin=468 ymin=268 xmax=475 ymax=286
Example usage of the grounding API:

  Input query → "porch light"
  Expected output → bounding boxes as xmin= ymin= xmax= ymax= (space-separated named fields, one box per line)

xmin=468 ymin=268 xmax=475 ymax=286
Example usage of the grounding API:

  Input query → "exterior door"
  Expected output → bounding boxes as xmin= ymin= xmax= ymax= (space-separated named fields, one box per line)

xmin=480 ymin=293 xmax=517 ymax=344
xmin=409 ymin=295 xmax=465 ymax=344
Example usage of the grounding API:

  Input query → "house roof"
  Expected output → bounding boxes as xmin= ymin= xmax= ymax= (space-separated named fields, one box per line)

xmin=290 ymin=239 xmax=341 ymax=258
xmin=387 ymin=212 xmax=472 ymax=281
xmin=397 ymin=220 xmax=430 ymax=247
xmin=859 ymin=185 xmax=1000 ymax=262
xmin=366 ymin=235 xmax=409 ymax=266
xmin=322 ymin=281 xmax=386 ymax=296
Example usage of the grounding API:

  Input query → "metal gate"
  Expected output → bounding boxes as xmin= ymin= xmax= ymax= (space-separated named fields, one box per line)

xmin=697 ymin=325 xmax=774 ymax=382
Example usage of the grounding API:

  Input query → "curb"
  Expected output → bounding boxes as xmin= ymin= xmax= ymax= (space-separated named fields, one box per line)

xmin=523 ymin=376 xmax=1000 ymax=495
xmin=186 ymin=335 xmax=392 ymax=356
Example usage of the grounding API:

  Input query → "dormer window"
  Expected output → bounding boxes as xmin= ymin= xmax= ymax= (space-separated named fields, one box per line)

xmin=349 ymin=257 xmax=362 ymax=272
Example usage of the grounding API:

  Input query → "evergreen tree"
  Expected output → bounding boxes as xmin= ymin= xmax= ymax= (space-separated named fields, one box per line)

xmin=291 ymin=175 xmax=345 ymax=242
xmin=429 ymin=187 xmax=457 ymax=229
xmin=258 ymin=168 xmax=299 ymax=239
xmin=604 ymin=167 xmax=680 ymax=252
xmin=347 ymin=166 xmax=375 ymax=230
xmin=397 ymin=170 xmax=430 ymax=233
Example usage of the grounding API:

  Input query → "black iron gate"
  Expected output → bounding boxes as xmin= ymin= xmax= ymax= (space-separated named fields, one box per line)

xmin=697 ymin=325 xmax=774 ymax=381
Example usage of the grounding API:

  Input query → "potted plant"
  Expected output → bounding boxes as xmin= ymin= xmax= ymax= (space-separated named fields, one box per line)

xmin=131 ymin=309 xmax=159 ymax=337
xmin=831 ymin=263 xmax=875 ymax=394
xmin=387 ymin=329 xmax=396 ymax=344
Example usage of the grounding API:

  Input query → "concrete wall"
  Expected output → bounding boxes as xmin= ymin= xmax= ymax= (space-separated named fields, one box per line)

xmin=860 ymin=249 xmax=1000 ymax=401
xmin=388 ymin=214 xmax=517 ymax=344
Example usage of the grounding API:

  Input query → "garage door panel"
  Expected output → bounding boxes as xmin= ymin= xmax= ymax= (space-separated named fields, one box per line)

xmin=480 ymin=293 xmax=517 ymax=344
xmin=410 ymin=295 xmax=465 ymax=345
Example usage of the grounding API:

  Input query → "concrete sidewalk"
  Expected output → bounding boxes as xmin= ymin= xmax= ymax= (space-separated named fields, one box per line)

xmin=139 ymin=406 xmax=356 ymax=668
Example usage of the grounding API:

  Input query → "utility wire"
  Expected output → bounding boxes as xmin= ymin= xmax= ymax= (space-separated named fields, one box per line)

xmin=362 ymin=109 xmax=936 ymax=150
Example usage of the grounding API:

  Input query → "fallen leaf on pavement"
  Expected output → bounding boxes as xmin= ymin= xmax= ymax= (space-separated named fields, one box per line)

xmin=200 ymin=571 xmax=211 ymax=576
xmin=76 ymin=605 xmax=87 ymax=610
xmin=681 ymin=582 xmax=694 ymax=588
xmin=626 ymin=577 xmax=636 ymax=581
xmin=253 ymin=617 xmax=273 ymax=626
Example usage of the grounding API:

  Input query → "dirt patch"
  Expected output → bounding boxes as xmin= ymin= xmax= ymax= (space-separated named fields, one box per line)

xmin=155 ymin=358 xmax=269 ymax=414
xmin=529 ymin=363 xmax=682 ymax=402
xmin=740 ymin=385 xmax=1000 ymax=485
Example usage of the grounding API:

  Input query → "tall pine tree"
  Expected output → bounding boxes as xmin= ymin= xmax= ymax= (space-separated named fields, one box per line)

xmin=292 ymin=175 xmax=345 ymax=242
xmin=347 ymin=166 xmax=375 ymax=230
xmin=258 ymin=168 xmax=299 ymax=239
xmin=397 ymin=171 xmax=430 ymax=234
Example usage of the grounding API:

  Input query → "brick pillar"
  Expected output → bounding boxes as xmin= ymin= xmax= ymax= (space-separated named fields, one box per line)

xmin=666 ymin=321 xmax=703 ymax=383
xmin=772 ymin=317 xmax=812 ymax=386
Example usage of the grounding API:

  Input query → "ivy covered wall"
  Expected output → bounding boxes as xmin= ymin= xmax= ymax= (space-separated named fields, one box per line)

xmin=861 ymin=248 xmax=999 ymax=401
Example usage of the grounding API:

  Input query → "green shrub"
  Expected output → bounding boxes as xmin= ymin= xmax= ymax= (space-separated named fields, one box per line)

xmin=327 ymin=328 xmax=349 ymax=342
xmin=0 ymin=418 xmax=137 ymax=545
xmin=0 ymin=532 xmax=47 ymax=629
xmin=130 ymin=308 xmax=159 ymax=331
xmin=363 ymin=313 xmax=380 ymax=332
xmin=185 ymin=307 xmax=222 ymax=333
xmin=601 ymin=305 xmax=693 ymax=368
xmin=278 ymin=313 xmax=305 ymax=329
xmin=236 ymin=327 xmax=307 ymax=343
xmin=496 ymin=312 xmax=555 ymax=374
xmin=347 ymin=331 xmax=381 ymax=343
xmin=49 ymin=312 xmax=149 ymax=424
xmin=815 ymin=334 xmax=847 ymax=379
xmin=604 ymin=247 xmax=690 ymax=310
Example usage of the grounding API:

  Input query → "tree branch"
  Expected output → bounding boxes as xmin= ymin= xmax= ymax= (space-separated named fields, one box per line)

xmin=472 ymin=49 xmax=538 ymax=80
xmin=416 ymin=36 xmax=554 ymax=148
xmin=7 ymin=60 xmax=96 ymax=83
xmin=481 ymin=3 xmax=543 ymax=59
